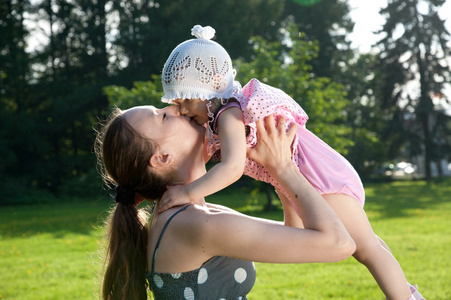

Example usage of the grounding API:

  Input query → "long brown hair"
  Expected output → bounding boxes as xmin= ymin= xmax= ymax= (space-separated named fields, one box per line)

xmin=95 ymin=108 xmax=172 ymax=300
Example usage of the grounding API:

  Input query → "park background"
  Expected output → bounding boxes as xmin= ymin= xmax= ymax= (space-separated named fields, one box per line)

xmin=1 ymin=0 xmax=450 ymax=299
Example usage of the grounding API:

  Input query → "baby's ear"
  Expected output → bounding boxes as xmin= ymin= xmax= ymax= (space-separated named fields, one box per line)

xmin=149 ymin=151 xmax=174 ymax=169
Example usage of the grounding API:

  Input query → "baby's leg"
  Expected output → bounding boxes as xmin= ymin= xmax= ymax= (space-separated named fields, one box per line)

xmin=377 ymin=235 xmax=392 ymax=253
xmin=323 ymin=194 xmax=412 ymax=300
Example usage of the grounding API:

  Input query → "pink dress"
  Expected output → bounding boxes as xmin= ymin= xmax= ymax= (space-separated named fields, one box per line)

xmin=206 ymin=78 xmax=365 ymax=207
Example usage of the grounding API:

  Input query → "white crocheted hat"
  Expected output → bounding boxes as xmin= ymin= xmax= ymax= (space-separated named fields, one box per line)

xmin=161 ymin=25 xmax=237 ymax=103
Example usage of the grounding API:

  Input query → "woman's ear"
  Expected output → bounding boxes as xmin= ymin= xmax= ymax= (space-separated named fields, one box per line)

xmin=149 ymin=150 xmax=174 ymax=169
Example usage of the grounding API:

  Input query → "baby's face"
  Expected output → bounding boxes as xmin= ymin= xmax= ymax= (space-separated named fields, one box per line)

xmin=172 ymin=98 xmax=209 ymax=125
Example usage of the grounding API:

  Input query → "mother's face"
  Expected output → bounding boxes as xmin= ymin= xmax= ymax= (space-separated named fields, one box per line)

xmin=125 ymin=105 xmax=205 ymax=158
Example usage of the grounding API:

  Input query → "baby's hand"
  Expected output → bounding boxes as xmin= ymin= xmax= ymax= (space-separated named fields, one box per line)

xmin=158 ymin=185 xmax=192 ymax=213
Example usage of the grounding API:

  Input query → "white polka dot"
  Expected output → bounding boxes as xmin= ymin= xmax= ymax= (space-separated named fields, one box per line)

xmin=234 ymin=267 xmax=247 ymax=283
xmin=153 ymin=274 xmax=163 ymax=288
xmin=184 ymin=287 xmax=194 ymax=300
xmin=171 ymin=273 xmax=181 ymax=279
xmin=238 ymin=297 xmax=243 ymax=300
xmin=197 ymin=267 xmax=208 ymax=284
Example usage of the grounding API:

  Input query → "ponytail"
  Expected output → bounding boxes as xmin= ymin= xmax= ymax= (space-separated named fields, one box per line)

xmin=102 ymin=203 xmax=149 ymax=300
xmin=95 ymin=108 xmax=174 ymax=299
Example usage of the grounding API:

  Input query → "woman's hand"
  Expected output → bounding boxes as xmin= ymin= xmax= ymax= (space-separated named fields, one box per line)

xmin=247 ymin=115 xmax=297 ymax=174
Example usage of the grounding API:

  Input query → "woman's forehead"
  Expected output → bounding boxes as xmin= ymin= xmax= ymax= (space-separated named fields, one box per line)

xmin=127 ymin=106 xmax=159 ymax=119
xmin=126 ymin=105 xmax=157 ymax=115
xmin=125 ymin=106 xmax=158 ymax=131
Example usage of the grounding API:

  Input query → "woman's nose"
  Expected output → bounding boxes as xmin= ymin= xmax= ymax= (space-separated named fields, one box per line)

xmin=167 ymin=104 xmax=181 ymax=116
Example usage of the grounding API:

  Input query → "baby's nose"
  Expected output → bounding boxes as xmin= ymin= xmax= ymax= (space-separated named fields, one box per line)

xmin=179 ymin=106 xmax=189 ymax=115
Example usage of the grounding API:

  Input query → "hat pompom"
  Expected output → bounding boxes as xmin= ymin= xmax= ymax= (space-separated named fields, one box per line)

xmin=191 ymin=25 xmax=215 ymax=40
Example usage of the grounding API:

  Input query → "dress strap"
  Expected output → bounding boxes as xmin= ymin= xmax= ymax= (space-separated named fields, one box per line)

xmin=151 ymin=204 xmax=191 ymax=274
xmin=207 ymin=97 xmax=242 ymax=135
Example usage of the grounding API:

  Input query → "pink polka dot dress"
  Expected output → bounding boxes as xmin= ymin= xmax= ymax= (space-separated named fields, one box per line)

xmin=206 ymin=78 xmax=365 ymax=207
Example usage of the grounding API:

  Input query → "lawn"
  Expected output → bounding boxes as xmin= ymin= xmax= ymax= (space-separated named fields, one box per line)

xmin=0 ymin=179 xmax=450 ymax=299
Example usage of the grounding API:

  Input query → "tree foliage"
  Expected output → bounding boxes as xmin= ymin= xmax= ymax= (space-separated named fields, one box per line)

xmin=103 ymin=75 xmax=164 ymax=108
xmin=0 ymin=0 xmax=368 ymax=203
xmin=3 ymin=0 xmax=449 ymax=203
xmin=281 ymin=0 xmax=354 ymax=80
xmin=235 ymin=27 xmax=352 ymax=154
xmin=108 ymin=0 xmax=285 ymax=84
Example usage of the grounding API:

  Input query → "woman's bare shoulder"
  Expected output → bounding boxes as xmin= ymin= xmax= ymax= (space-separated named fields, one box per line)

xmin=165 ymin=204 xmax=245 ymax=235
xmin=174 ymin=203 xmax=241 ymax=224
xmin=155 ymin=204 xmax=239 ymax=248
xmin=155 ymin=204 xmax=234 ymax=226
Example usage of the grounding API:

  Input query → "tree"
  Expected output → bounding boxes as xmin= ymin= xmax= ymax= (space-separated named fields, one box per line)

xmin=103 ymin=75 xmax=164 ymax=109
xmin=235 ymin=25 xmax=351 ymax=154
xmin=1 ymin=0 xmax=374 ymax=203
xmin=281 ymin=0 xmax=385 ymax=177
xmin=108 ymin=0 xmax=285 ymax=85
xmin=21 ymin=0 xmax=111 ymax=191
xmin=0 ymin=0 xmax=114 ymax=197
xmin=340 ymin=53 xmax=391 ymax=178
xmin=0 ymin=0 xmax=39 ymax=199
xmin=281 ymin=0 xmax=354 ymax=80
xmin=376 ymin=0 xmax=451 ymax=180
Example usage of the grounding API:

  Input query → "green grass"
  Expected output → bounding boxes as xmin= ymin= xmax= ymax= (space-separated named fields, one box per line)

xmin=1 ymin=180 xmax=450 ymax=299
xmin=0 ymin=199 xmax=112 ymax=300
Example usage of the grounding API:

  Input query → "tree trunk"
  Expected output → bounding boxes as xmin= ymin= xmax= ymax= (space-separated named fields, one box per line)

xmin=417 ymin=51 xmax=433 ymax=181
xmin=264 ymin=183 xmax=274 ymax=211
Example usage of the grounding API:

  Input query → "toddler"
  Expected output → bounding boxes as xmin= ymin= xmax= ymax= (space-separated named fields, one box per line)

xmin=159 ymin=25 xmax=424 ymax=300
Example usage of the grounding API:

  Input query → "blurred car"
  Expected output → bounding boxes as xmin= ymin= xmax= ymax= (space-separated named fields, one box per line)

xmin=375 ymin=162 xmax=418 ymax=178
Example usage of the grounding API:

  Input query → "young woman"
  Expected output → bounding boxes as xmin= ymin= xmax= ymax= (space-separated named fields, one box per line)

xmin=95 ymin=106 xmax=355 ymax=300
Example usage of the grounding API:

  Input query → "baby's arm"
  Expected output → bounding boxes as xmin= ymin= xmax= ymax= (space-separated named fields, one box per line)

xmin=203 ymin=134 xmax=212 ymax=163
xmin=158 ymin=107 xmax=246 ymax=212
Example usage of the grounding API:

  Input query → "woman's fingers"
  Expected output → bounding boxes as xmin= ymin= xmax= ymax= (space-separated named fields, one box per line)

xmin=277 ymin=116 xmax=286 ymax=135
xmin=254 ymin=117 xmax=266 ymax=139
xmin=265 ymin=113 xmax=276 ymax=136
xmin=248 ymin=114 xmax=297 ymax=171
xmin=287 ymin=121 xmax=297 ymax=144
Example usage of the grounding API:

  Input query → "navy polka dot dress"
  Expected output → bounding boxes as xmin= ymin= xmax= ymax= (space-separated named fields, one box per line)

xmin=146 ymin=205 xmax=256 ymax=300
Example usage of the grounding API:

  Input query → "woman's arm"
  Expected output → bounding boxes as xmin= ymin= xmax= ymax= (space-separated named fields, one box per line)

xmin=179 ymin=115 xmax=355 ymax=264
xmin=275 ymin=188 xmax=305 ymax=229
xmin=248 ymin=115 xmax=353 ymax=246
xmin=177 ymin=201 xmax=353 ymax=264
